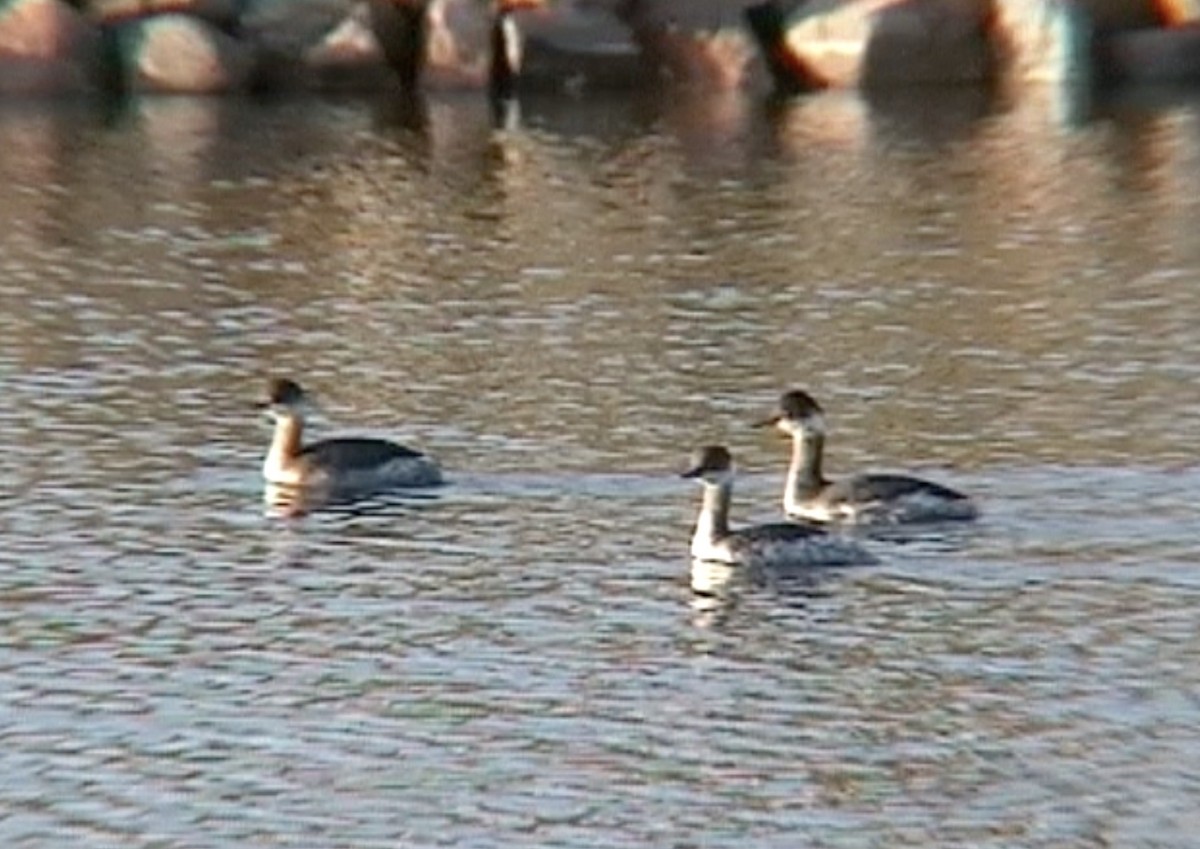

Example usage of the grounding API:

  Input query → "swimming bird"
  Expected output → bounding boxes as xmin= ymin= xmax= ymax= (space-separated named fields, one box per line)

xmin=757 ymin=390 xmax=977 ymax=525
xmin=260 ymin=377 xmax=442 ymax=494
xmin=682 ymin=445 xmax=874 ymax=568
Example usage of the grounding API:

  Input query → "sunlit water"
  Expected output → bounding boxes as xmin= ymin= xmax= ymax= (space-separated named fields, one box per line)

xmin=1 ymin=83 xmax=1199 ymax=847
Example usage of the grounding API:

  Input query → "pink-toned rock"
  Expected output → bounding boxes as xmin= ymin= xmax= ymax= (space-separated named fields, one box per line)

xmin=0 ymin=0 xmax=102 ymax=95
xmin=771 ymin=0 xmax=1000 ymax=89
xmin=244 ymin=0 xmax=383 ymax=90
xmin=618 ymin=0 xmax=765 ymax=89
xmin=118 ymin=13 xmax=256 ymax=92
xmin=1104 ymin=23 xmax=1200 ymax=80
xmin=421 ymin=0 xmax=491 ymax=88
xmin=304 ymin=2 xmax=393 ymax=89
xmin=1155 ymin=0 xmax=1200 ymax=25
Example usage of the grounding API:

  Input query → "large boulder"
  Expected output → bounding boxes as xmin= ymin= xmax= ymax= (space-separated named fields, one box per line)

xmin=0 ymin=0 xmax=102 ymax=95
xmin=766 ymin=0 xmax=1000 ymax=89
xmin=114 ymin=12 xmax=257 ymax=92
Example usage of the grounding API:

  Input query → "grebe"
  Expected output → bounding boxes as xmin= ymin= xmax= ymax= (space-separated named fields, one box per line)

xmin=757 ymin=390 xmax=977 ymax=525
xmin=682 ymin=445 xmax=875 ymax=569
xmin=260 ymin=377 xmax=443 ymax=494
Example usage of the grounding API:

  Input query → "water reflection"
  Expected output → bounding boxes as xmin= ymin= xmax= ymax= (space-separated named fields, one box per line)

xmin=262 ymin=480 xmax=444 ymax=519
xmin=862 ymin=84 xmax=1006 ymax=149
xmin=689 ymin=557 xmax=850 ymax=601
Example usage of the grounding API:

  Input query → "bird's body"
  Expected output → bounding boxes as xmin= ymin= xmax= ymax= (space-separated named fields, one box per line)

xmin=260 ymin=378 xmax=442 ymax=495
xmin=683 ymin=445 xmax=875 ymax=570
xmin=759 ymin=390 xmax=977 ymax=525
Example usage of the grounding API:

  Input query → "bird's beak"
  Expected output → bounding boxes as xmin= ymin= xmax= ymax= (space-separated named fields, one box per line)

xmin=752 ymin=414 xmax=781 ymax=429
xmin=681 ymin=463 xmax=703 ymax=479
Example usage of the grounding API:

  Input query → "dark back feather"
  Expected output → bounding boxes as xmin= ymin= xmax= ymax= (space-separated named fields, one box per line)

xmin=835 ymin=474 xmax=968 ymax=503
xmin=301 ymin=438 xmax=423 ymax=471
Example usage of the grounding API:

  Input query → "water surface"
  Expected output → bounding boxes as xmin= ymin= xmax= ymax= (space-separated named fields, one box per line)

xmin=1 ymin=84 xmax=1199 ymax=847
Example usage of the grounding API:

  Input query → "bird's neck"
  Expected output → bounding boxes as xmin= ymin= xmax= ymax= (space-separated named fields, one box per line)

xmin=693 ymin=481 xmax=732 ymax=553
xmin=785 ymin=432 xmax=827 ymax=509
xmin=266 ymin=414 xmax=304 ymax=467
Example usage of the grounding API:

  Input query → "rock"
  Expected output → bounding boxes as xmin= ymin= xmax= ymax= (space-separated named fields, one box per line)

xmin=862 ymin=0 xmax=1000 ymax=86
xmin=993 ymin=0 xmax=1092 ymax=82
xmin=115 ymin=12 xmax=257 ymax=92
xmin=247 ymin=0 xmax=391 ymax=91
xmin=511 ymin=1 xmax=649 ymax=92
xmin=992 ymin=0 xmax=1166 ymax=82
xmin=304 ymin=2 xmax=394 ymax=89
xmin=744 ymin=2 xmax=827 ymax=93
xmin=240 ymin=0 xmax=355 ymax=59
xmin=753 ymin=0 xmax=1000 ymax=90
xmin=618 ymin=0 xmax=766 ymax=89
xmin=369 ymin=0 xmax=631 ymax=93
xmin=421 ymin=0 xmax=491 ymax=88
xmin=0 ymin=0 xmax=102 ymax=95
xmin=1103 ymin=23 xmax=1200 ymax=81
xmin=1155 ymin=0 xmax=1200 ymax=25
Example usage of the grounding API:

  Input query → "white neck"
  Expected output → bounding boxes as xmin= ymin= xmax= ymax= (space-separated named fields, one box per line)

xmin=784 ymin=429 xmax=826 ymax=515
xmin=691 ymin=481 xmax=732 ymax=559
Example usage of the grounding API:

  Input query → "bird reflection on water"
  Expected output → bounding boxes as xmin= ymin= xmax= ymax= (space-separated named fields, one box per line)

xmin=688 ymin=557 xmax=851 ymax=630
xmin=263 ymin=480 xmax=443 ymax=520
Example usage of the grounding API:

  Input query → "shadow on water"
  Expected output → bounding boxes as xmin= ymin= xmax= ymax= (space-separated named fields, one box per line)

xmin=845 ymin=518 xmax=986 ymax=555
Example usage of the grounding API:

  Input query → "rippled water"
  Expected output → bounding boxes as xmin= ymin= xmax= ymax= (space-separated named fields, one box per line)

xmin=1 ymin=84 xmax=1199 ymax=847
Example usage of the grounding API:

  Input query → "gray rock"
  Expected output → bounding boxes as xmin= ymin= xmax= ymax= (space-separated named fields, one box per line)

xmin=1104 ymin=23 xmax=1200 ymax=82
xmin=240 ymin=0 xmax=355 ymax=58
xmin=515 ymin=2 xmax=649 ymax=91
